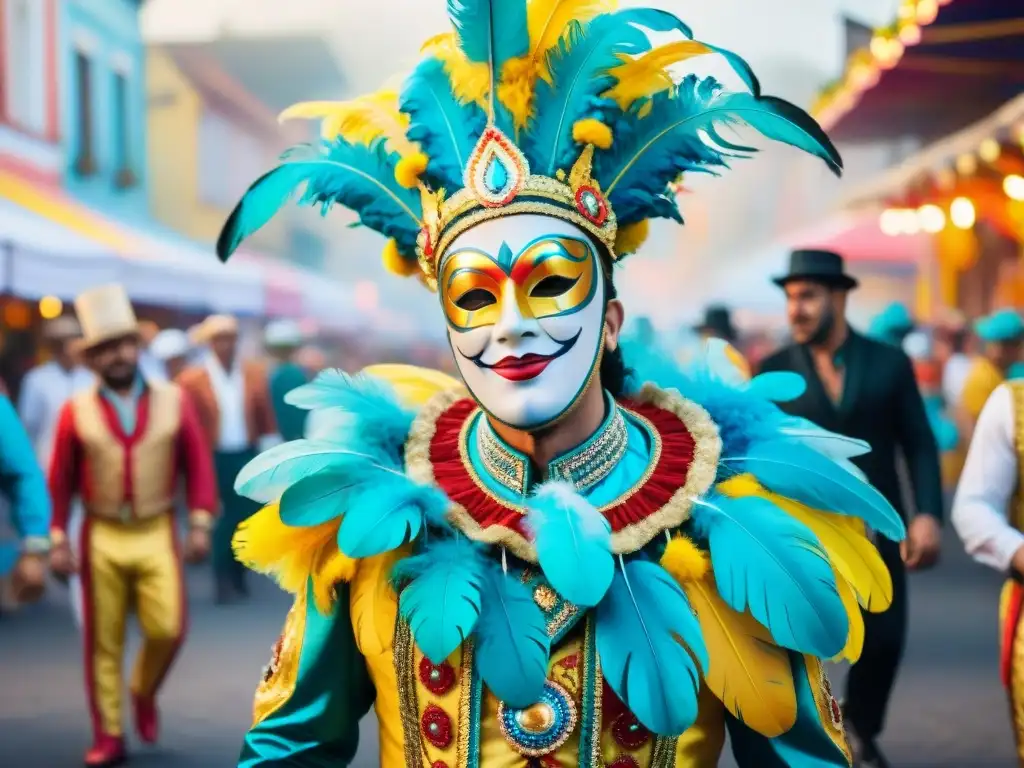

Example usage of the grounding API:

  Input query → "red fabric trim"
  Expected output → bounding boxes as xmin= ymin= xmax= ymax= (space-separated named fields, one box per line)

xmin=1003 ymin=582 xmax=1024 ymax=689
xmin=79 ymin=517 xmax=103 ymax=741
xmin=428 ymin=398 xmax=697 ymax=538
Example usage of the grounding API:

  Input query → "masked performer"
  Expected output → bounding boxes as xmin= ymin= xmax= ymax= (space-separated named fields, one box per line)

xmin=218 ymin=4 xmax=905 ymax=766
xmin=48 ymin=285 xmax=217 ymax=767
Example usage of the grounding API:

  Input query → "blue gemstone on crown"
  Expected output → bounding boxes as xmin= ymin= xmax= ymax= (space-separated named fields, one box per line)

xmin=484 ymin=156 xmax=510 ymax=194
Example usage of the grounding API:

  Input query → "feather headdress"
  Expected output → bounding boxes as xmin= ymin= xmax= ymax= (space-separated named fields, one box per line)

xmin=217 ymin=0 xmax=841 ymax=285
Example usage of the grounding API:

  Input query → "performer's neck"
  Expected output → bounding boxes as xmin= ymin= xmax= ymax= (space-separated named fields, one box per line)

xmin=487 ymin=382 xmax=607 ymax=473
xmin=809 ymin=316 xmax=849 ymax=357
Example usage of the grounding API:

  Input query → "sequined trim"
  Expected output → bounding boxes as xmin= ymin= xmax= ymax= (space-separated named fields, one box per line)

xmin=395 ymin=619 xmax=425 ymax=766
xmin=1009 ymin=381 xmax=1024 ymax=531
xmin=477 ymin=419 xmax=529 ymax=496
xmin=650 ymin=735 xmax=681 ymax=768
xmin=457 ymin=641 xmax=476 ymax=768
xmin=252 ymin=588 xmax=306 ymax=726
xmin=579 ymin=616 xmax=603 ymax=768
xmin=497 ymin=680 xmax=578 ymax=756
xmin=805 ymin=655 xmax=852 ymax=764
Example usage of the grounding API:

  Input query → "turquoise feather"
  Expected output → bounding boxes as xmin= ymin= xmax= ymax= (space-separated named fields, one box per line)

xmin=595 ymin=559 xmax=707 ymax=736
xmin=690 ymin=494 xmax=848 ymax=658
xmin=474 ymin=566 xmax=551 ymax=709
xmin=234 ymin=440 xmax=390 ymax=504
xmin=525 ymin=9 xmax=691 ymax=176
xmin=745 ymin=371 xmax=806 ymax=403
xmin=447 ymin=0 xmax=528 ymax=68
xmin=525 ymin=482 xmax=613 ymax=608
xmin=401 ymin=56 xmax=487 ymax=189
xmin=723 ymin=441 xmax=905 ymax=540
xmin=394 ymin=538 xmax=487 ymax=664
xmin=216 ymin=139 xmax=422 ymax=262
xmin=595 ymin=79 xmax=842 ymax=225
xmin=278 ymin=471 xmax=361 ymax=527
xmin=337 ymin=480 xmax=449 ymax=558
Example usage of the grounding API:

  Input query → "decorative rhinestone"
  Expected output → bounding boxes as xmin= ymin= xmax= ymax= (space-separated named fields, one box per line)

xmin=829 ymin=696 xmax=843 ymax=727
xmin=418 ymin=657 xmax=456 ymax=695
xmin=608 ymin=757 xmax=640 ymax=768
xmin=611 ymin=713 xmax=650 ymax=750
xmin=582 ymin=191 xmax=600 ymax=216
xmin=421 ymin=704 xmax=453 ymax=748
xmin=533 ymin=585 xmax=558 ymax=611
xmin=498 ymin=681 xmax=577 ymax=757
xmin=432 ymin=762 xmax=449 ymax=768
xmin=484 ymin=156 xmax=510 ymax=194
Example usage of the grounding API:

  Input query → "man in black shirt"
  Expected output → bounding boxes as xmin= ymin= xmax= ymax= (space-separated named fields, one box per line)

xmin=759 ymin=250 xmax=943 ymax=768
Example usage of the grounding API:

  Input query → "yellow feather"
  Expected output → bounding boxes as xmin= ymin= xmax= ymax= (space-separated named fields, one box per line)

xmin=280 ymin=93 xmax=417 ymax=158
xmin=614 ymin=218 xmax=649 ymax=255
xmin=425 ymin=33 xmax=490 ymax=106
xmin=360 ymin=363 xmax=464 ymax=408
xmin=717 ymin=475 xmax=893 ymax=613
xmin=527 ymin=0 xmax=617 ymax=83
xmin=834 ymin=568 xmax=865 ymax=663
xmin=603 ymin=41 xmax=713 ymax=110
xmin=660 ymin=534 xmax=709 ymax=583
xmin=311 ymin=547 xmax=359 ymax=615
xmin=498 ymin=56 xmax=537 ymax=133
xmin=232 ymin=505 xmax=354 ymax=612
xmin=349 ymin=547 xmax=407 ymax=657
xmin=683 ymin=574 xmax=797 ymax=738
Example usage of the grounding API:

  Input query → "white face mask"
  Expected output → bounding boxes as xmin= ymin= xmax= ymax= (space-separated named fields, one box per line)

xmin=439 ymin=215 xmax=607 ymax=429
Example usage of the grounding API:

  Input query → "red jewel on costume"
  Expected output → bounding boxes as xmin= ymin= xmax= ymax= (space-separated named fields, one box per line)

xmin=419 ymin=657 xmax=456 ymax=695
xmin=575 ymin=185 xmax=608 ymax=226
xmin=431 ymin=762 xmax=449 ymax=768
xmin=608 ymin=757 xmax=640 ymax=768
xmin=421 ymin=227 xmax=434 ymax=258
xmin=557 ymin=654 xmax=580 ymax=670
xmin=611 ymin=713 xmax=651 ymax=750
xmin=421 ymin=704 xmax=453 ymax=748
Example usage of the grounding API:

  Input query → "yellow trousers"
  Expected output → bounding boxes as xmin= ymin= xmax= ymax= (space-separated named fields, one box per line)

xmin=1001 ymin=580 xmax=1024 ymax=765
xmin=79 ymin=514 xmax=186 ymax=738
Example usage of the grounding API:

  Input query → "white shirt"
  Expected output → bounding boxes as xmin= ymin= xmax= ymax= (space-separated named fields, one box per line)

xmin=205 ymin=353 xmax=249 ymax=452
xmin=951 ymin=383 xmax=1024 ymax=572
xmin=943 ymin=352 xmax=972 ymax=408
xmin=17 ymin=361 xmax=95 ymax=470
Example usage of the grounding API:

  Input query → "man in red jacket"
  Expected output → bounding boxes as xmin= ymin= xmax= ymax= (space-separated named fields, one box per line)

xmin=48 ymin=285 xmax=217 ymax=768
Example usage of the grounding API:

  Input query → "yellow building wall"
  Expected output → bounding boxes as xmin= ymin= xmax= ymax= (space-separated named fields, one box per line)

xmin=145 ymin=49 xmax=285 ymax=253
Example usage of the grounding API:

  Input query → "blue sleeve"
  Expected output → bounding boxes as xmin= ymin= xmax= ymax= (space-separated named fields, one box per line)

xmin=0 ymin=396 xmax=51 ymax=539
xmin=269 ymin=364 xmax=310 ymax=442
xmin=239 ymin=578 xmax=375 ymax=767
xmin=726 ymin=653 xmax=852 ymax=767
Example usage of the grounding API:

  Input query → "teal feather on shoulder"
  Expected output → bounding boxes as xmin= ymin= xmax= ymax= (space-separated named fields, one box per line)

xmin=393 ymin=537 xmax=487 ymax=664
xmin=688 ymin=494 xmax=848 ymax=658
xmin=475 ymin=565 xmax=551 ymax=709
xmin=595 ymin=559 xmax=707 ymax=736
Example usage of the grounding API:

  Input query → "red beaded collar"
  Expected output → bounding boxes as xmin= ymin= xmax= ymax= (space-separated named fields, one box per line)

xmin=404 ymin=384 xmax=721 ymax=562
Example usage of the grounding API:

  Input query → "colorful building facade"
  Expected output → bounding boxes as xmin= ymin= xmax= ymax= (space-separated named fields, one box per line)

xmin=60 ymin=0 xmax=148 ymax=220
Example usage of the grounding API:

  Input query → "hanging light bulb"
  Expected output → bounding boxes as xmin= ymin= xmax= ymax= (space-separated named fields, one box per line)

xmin=1004 ymin=174 xmax=1024 ymax=201
xmin=956 ymin=153 xmax=978 ymax=175
xmin=979 ymin=138 xmax=1001 ymax=163
xmin=880 ymin=208 xmax=904 ymax=236
xmin=950 ymin=197 xmax=976 ymax=229
xmin=918 ymin=204 xmax=946 ymax=233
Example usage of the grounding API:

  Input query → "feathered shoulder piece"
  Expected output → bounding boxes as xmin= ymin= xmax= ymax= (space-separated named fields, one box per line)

xmin=216 ymin=0 xmax=842 ymax=288
xmin=231 ymin=364 xmax=464 ymax=614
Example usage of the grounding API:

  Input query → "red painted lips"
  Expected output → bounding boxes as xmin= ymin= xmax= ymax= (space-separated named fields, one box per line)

xmin=488 ymin=353 xmax=556 ymax=381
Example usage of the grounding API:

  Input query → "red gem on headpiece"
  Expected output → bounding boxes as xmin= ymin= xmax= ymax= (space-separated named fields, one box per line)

xmin=419 ymin=657 xmax=456 ymax=695
xmin=421 ymin=227 xmax=434 ymax=258
xmin=421 ymin=704 xmax=453 ymax=748
xmin=575 ymin=185 xmax=608 ymax=226
xmin=611 ymin=713 xmax=651 ymax=750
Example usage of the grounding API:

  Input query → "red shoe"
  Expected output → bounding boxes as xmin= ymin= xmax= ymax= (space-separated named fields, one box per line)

xmin=132 ymin=693 xmax=159 ymax=744
xmin=84 ymin=734 xmax=127 ymax=767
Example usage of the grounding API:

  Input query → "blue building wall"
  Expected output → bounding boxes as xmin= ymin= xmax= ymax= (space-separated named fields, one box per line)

xmin=60 ymin=0 xmax=148 ymax=220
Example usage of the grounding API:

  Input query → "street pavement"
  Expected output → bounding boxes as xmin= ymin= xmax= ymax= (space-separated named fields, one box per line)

xmin=0 ymin=528 xmax=1015 ymax=767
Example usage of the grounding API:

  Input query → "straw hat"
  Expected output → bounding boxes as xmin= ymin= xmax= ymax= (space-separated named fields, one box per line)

xmin=74 ymin=284 xmax=139 ymax=350
xmin=190 ymin=315 xmax=238 ymax=346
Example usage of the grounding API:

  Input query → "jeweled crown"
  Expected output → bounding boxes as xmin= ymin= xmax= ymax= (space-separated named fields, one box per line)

xmin=417 ymin=127 xmax=617 ymax=288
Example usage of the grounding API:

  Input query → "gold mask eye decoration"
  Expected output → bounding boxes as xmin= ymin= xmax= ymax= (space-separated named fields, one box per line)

xmin=440 ymin=236 xmax=598 ymax=331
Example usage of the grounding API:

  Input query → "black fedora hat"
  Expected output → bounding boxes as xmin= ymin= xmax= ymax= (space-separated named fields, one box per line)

xmin=694 ymin=304 xmax=737 ymax=342
xmin=772 ymin=249 xmax=858 ymax=290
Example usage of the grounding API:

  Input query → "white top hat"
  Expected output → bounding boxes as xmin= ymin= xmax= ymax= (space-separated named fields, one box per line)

xmin=74 ymin=284 xmax=139 ymax=350
xmin=149 ymin=328 xmax=191 ymax=361
xmin=264 ymin=318 xmax=305 ymax=348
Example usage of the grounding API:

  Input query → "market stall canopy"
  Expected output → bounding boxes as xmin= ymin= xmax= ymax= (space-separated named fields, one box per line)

xmin=816 ymin=0 xmax=1024 ymax=144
